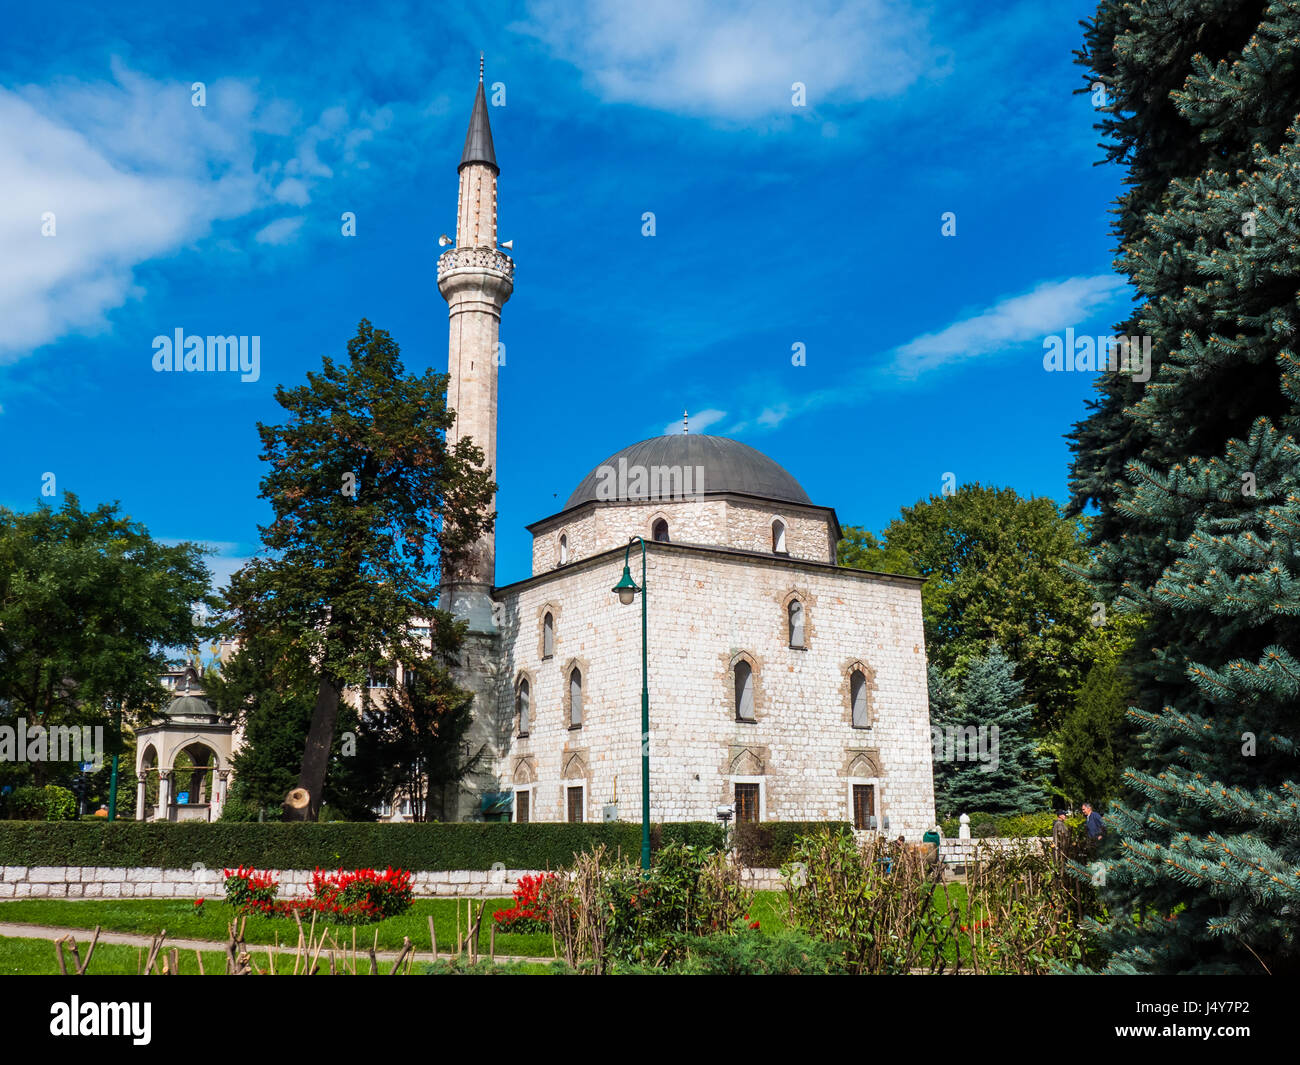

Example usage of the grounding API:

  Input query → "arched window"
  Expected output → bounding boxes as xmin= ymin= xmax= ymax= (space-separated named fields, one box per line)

xmin=516 ymin=678 xmax=530 ymax=736
xmin=568 ymin=668 xmax=583 ymax=728
xmin=735 ymin=660 xmax=755 ymax=721
xmin=851 ymin=670 xmax=869 ymax=728
xmin=788 ymin=600 xmax=805 ymax=648
xmin=772 ymin=519 xmax=787 ymax=554
xmin=559 ymin=535 xmax=568 ymax=565
xmin=542 ymin=612 xmax=555 ymax=658
xmin=652 ymin=518 xmax=670 ymax=542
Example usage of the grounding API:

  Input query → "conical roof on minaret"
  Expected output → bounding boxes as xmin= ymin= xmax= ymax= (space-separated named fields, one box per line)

xmin=459 ymin=62 xmax=497 ymax=173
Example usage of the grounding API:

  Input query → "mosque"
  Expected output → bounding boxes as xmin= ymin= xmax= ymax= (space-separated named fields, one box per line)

xmin=437 ymin=69 xmax=938 ymax=836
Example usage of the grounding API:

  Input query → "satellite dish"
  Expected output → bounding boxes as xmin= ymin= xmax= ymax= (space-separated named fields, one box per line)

xmin=499 ymin=239 xmax=513 ymax=250
xmin=438 ymin=234 xmax=453 ymax=247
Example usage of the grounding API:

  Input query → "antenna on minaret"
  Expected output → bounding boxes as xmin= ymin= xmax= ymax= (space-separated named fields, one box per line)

xmin=683 ymin=409 xmax=689 ymax=435
xmin=479 ymin=52 xmax=484 ymax=82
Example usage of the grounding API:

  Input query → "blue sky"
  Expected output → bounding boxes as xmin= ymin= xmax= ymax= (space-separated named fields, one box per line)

xmin=0 ymin=0 xmax=1130 ymax=590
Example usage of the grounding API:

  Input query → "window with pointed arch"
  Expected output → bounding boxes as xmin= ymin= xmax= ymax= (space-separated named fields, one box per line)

xmin=772 ymin=519 xmax=787 ymax=554
xmin=734 ymin=660 xmax=756 ymax=722
xmin=568 ymin=667 xmax=583 ymax=729
xmin=788 ymin=599 xmax=806 ymax=648
xmin=516 ymin=677 xmax=530 ymax=737
xmin=850 ymin=668 xmax=871 ymax=728
xmin=558 ymin=534 xmax=569 ymax=566
xmin=652 ymin=518 xmax=670 ymax=542
xmin=542 ymin=612 xmax=555 ymax=659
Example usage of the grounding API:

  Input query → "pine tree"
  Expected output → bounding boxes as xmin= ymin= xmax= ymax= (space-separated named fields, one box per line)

xmin=1071 ymin=0 xmax=1300 ymax=973
xmin=929 ymin=646 xmax=1050 ymax=819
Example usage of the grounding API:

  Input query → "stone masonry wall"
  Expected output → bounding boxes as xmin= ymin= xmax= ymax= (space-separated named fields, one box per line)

xmin=496 ymin=543 xmax=936 ymax=837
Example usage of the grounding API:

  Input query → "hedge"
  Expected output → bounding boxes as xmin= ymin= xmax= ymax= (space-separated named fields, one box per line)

xmin=732 ymin=821 xmax=854 ymax=868
xmin=0 ymin=821 xmax=726 ymax=872
xmin=937 ymin=811 xmax=1059 ymax=839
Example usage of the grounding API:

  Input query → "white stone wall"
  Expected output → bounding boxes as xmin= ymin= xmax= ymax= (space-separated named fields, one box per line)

xmin=0 ymin=865 xmax=791 ymax=899
xmin=496 ymin=543 xmax=936 ymax=838
xmin=530 ymin=497 xmax=836 ymax=576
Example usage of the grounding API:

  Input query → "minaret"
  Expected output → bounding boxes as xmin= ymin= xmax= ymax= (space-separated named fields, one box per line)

xmin=438 ymin=59 xmax=514 ymax=632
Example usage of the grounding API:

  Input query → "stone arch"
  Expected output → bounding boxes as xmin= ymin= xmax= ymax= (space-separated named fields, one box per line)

xmin=779 ymin=586 xmax=815 ymax=648
xmin=512 ymin=756 xmax=537 ymax=785
xmin=536 ymin=601 xmax=561 ymax=660
xmin=563 ymin=657 xmax=588 ymax=729
xmin=729 ymin=746 xmax=765 ymax=776
xmin=648 ymin=511 xmax=671 ymax=543
xmin=846 ymin=749 xmax=882 ymax=778
xmin=514 ymin=670 xmax=535 ymax=736
xmin=561 ymin=750 xmax=588 ymax=780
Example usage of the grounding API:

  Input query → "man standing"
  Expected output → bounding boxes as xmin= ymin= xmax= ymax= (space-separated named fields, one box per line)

xmin=1052 ymin=809 xmax=1070 ymax=861
xmin=1082 ymin=802 xmax=1104 ymax=853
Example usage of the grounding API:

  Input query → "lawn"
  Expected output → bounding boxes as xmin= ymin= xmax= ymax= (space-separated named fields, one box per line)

xmin=0 ymin=897 xmax=557 ymax=960
xmin=0 ymin=935 xmax=229 ymax=976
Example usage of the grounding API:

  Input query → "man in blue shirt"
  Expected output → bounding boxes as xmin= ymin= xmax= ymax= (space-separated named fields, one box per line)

xmin=1081 ymin=802 xmax=1104 ymax=852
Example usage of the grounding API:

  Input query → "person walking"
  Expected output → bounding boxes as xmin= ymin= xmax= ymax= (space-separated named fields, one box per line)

xmin=1081 ymin=802 xmax=1104 ymax=854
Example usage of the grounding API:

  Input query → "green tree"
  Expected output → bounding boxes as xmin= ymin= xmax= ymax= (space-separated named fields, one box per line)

xmin=835 ymin=527 xmax=919 ymax=576
xmin=1068 ymin=0 xmax=1300 ymax=974
xmin=929 ymin=645 xmax=1050 ymax=819
xmin=844 ymin=485 xmax=1100 ymax=730
xmin=220 ymin=320 xmax=495 ymax=819
xmin=0 ymin=495 xmax=212 ymax=790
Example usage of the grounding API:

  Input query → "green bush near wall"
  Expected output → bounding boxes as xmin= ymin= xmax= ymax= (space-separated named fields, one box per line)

xmin=937 ymin=811 xmax=1058 ymax=838
xmin=732 ymin=821 xmax=854 ymax=868
xmin=0 ymin=821 xmax=726 ymax=872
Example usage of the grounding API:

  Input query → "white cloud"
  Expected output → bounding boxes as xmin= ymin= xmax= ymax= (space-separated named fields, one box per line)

xmin=255 ymin=216 xmax=306 ymax=245
xmin=662 ymin=407 xmax=727 ymax=435
xmin=0 ymin=60 xmax=387 ymax=364
xmin=887 ymin=275 xmax=1129 ymax=379
xmin=515 ymin=0 xmax=935 ymax=120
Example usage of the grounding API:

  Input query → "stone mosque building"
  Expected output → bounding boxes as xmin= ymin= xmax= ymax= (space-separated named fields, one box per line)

xmin=434 ymin=69 xmax=938 ymax=838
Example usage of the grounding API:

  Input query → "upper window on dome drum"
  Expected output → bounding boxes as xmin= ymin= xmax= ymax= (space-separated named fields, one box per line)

xmin=652 ymin=518 xmax=669 ymax=542
xmin=559 ymin=534 xmax=568 ymax=566
xmin=772 ymin=519 xmax=787 ymax=554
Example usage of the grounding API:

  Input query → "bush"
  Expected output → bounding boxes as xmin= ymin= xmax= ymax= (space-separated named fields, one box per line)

xmin=223 ymin=865 xmax=414 ymax=924
xmin=8 ymin=785 xmax=78 ymax=822
xmin=733 ymin=820 xmax=853 ymax=867
xmin=0 ymin=820 xmax=725 ymax=870
xmin=223 ymin=865 xmax=279 ymax=911
xmin=938 ymin=811 xmax=1059 ymax=838
xmin=672 ymin=925 xmax=844 ymax=975
xmin=493 ymin=873 xmax=556 ymax=933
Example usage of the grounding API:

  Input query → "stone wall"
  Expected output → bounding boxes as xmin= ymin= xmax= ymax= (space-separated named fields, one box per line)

xmin=0 ymin=865 xmax=789 ymax=900
xmin=529 ymin=496 xmax=837 ymax=575
xmin=495 ymin=540 xmax=936 ymax=836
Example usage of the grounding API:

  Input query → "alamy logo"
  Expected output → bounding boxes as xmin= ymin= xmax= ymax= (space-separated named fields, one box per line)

xmin=1042 ymin=329 xmax=1150 ymax=383
xmin=50 ymin=997 xmax=151 ymax=1045
xmin=0 ymin=720 xmax=103 ymax=767
xmin=152 ymin=329 xmax=261 ymax=382
xmin=593 ymin=457 xmax=705 ymax=502
xmin=931 ymin=724 xmax=999 ymax=773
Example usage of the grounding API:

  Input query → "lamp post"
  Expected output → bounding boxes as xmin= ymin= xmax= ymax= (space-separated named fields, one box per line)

xmin=611 ymin=536 xmax=650 ymax=872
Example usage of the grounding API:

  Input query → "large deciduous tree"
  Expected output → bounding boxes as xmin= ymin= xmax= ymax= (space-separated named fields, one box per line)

xmin=0 ymin=495 xmax=212 ymax=789
xmin=221 ymin=320 xmax=495 ymax=820
xmin=1068 ymin=0 xmax=1300 ymax=974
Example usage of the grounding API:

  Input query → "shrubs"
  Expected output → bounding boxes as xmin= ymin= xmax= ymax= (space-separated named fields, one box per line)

xmin=7 ymin=785 xmax=78 ymax=822
xmin=493 ymin=873 xmax=556 ymax=933
xmin=938 ymin=811 xmax=1059 ymax=838
xmin=222 ymin=866 xmax=414 ymax=924
xmin=0 ymin=820 xmax=724 ymax=870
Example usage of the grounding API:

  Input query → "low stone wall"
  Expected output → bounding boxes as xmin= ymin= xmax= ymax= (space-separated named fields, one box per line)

xmin=939 ymin=837 xmax=1049 ymax=864
xmin=0 ymin=865 xmax=790 ymax=900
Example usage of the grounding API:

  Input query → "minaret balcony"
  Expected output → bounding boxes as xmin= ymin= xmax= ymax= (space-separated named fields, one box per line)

xmin=437 ymin=246 xmax=515 ymax=283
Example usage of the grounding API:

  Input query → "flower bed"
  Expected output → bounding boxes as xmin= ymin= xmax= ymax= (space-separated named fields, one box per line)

xmin=223 ymin=866 xmax=413 ymax=924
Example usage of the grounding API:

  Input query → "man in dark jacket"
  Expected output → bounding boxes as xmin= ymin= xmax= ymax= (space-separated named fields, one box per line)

xmin=1081 ymin=802 xmax=1104 ymax=852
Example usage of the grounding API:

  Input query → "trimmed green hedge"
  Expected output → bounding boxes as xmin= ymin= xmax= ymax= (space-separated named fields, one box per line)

xmin=732 ymin=821 xmax=854 ymax=868
xmin=938 ymin=811 xmax=1058 ymax=839
xmin=0 ymin=821 xmax=724 ymax=872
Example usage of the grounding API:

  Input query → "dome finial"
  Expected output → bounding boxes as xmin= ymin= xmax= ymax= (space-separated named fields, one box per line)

xmin=479 ymin=52 xmax=484 ymax=83
xmin=683 ymin=409 xmax=689 ymax=435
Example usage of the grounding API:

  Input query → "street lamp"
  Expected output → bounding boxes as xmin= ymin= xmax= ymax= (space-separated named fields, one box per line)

xmin=612 ymin=536 xmax=650 ymax=871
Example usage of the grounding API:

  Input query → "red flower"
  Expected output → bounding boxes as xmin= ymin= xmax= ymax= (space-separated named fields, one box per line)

xmin=748 ymin=920 xmax=760 ymax=930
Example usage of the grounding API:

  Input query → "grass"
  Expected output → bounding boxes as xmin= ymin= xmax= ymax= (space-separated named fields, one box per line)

xmin=0 ymin=897 xmax=557 ymax=959
xmin=0 ymin=935 xmax=228 ymax=975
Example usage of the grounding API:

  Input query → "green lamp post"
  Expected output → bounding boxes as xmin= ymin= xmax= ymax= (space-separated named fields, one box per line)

xmin=611 ymin=536 xmax=651 ymax=872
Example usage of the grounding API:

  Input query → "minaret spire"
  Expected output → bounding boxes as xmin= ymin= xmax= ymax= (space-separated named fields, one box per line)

xmin=438 ymin=64 xmax=514 ymax=631
xmin=683 ymin=410 xmax=689 ymax=435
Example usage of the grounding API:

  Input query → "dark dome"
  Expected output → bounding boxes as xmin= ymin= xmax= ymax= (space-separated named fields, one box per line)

xmin=564 ymin=435 xmax=811 ymax=510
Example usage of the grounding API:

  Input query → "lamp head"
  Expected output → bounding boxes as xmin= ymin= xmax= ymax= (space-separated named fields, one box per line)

xmin=612 ymin=565 xmax=639 ymax=605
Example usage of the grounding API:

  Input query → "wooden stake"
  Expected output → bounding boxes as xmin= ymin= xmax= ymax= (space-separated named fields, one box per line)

xmin=429 ymin=915 xmax=437 ymax=962
xmin=489 ymin=918 xmax=496 ymax=963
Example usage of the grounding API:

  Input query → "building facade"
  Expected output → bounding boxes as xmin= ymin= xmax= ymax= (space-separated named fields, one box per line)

xmin=437 ymin=68 xmax=938 ymax=837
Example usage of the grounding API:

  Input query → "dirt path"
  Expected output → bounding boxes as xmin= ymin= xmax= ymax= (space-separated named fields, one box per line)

xmin=0 ymin=921 xmax=553 ymax=968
